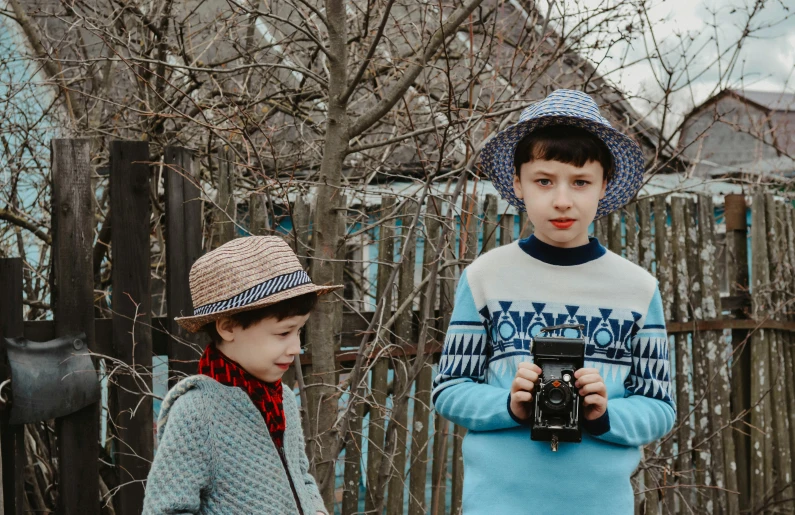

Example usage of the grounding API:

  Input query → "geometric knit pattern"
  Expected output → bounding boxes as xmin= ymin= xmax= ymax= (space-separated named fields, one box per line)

xmin=480 ymin=89 xmax=646 ymax=220
xmin=142 ymin=375 xmax=327 ymax=515
xmin=437 ymin=330 xmax=489 ymax=385
xmin=198 ymin=344 xmax=286 ymax=448
xmin=626 ymin=334 xmax=673 ymax=403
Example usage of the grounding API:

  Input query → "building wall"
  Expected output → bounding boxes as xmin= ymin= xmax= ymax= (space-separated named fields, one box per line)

xmin=679 ymin=95 xmax=780 ymax=174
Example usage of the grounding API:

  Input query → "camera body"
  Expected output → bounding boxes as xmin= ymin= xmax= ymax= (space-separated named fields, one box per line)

xmin=530 ymin=324 xmax=586 ymax=451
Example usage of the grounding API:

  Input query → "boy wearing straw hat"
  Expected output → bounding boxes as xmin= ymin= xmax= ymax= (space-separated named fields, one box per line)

xmin=143 ymin=236 xmax=340 ymax=515
xmin=432 ymin=90 xmax=676 ymax=514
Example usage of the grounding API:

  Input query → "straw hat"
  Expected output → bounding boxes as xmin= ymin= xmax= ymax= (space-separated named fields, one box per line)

xmin=175 ymin=236 xmax=342 ymax=333
xmin=481 ymin=89 xmax=645 ymax=220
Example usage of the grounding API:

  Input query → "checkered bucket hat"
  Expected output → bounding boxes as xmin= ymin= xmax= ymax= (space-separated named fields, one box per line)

xmin=175 ymin=236 xmax=342 ymax=333
xmin=481 ymin=89 xmax=646 ymax=219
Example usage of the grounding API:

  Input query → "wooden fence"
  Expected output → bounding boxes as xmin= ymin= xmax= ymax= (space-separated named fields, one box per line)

xmin=1 ymin=139 xmax=794 ymax=514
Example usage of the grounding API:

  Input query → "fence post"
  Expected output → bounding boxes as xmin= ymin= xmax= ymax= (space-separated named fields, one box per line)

xmin=164 ymin=147 xmax=205 ymax=386
xmin=625 ymin=204 xmax=638 ymax=264
xmin=685 ymin=198 xmax=712 ymax=513
xmin=499 ymin=208 xmax=515 ymax=246
xmin=608 ymin=210 xmax=622 ymax=254
xmin=51 ymin=138 xmax=100 ymax=515
xmin=698 ymin=195 xmax=735 ymax=515
xmin=451 ymin=195 xmax=479 ymax=515
xmin=724 ymin=193 xmax=751 ymax=511
xmin=766 ymin=196 xmax=792 ymax=508
xmin=386 ymin=200 xmax=418 ymax=515
xmin=750 ymin=192 xmax=773 ymax=510
xmin=0 ymin=258 xmax=25 ymax=515
xmin=407 ymin=199 xmax=441 ymax=515
xmin=363 ymin=196 xmax=395 ymax=512
xmin=210 ymin=147 xmax=236 ymax=249
xmin=482 ymin=194 xmax=498 ymax=253
xmin=431 ymin=200 xmax=455 ymax=515
xmin=783 ymin=205 xmax=795 ymax=496
xmin=110 ymin=140 xmax=154 ymax=515
xmin=652 ymin=195 xmax=675 ymax=515
xmin=670 ymin=196 xmax=694 ymax=510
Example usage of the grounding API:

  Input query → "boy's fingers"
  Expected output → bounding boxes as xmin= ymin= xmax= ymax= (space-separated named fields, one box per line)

xmin=512 ymin=391 xmax=533 ymax=403
xmin=515 ymin=367 xmax=539 ymax=382
xmin=518 ymin=362 xmax=542 ymax=375
xmin=512 ymin=377 xmax=535 ymax=393
xmin=582 ymin=394 xmax=606 ymax=407
xmin=575 ymin=373 xmax=604 ymax=387
xmin=578 ymin=382 xmax=607 ymax=397
xmin=574 ymin=367 xmax=599 ymax=378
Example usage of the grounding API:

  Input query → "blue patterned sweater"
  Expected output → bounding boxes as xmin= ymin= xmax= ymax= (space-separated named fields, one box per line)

xmin=432 ymin=236 xmax=676 ymax=515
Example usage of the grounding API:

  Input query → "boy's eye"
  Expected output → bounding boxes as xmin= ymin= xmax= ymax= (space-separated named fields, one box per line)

xmin=574 ymin=180 xmax=590 ymax=187
xmin=537 ymin=179 xmax=552 ymax=186
xmin=279 ymin=331 xmax=291 ymax=337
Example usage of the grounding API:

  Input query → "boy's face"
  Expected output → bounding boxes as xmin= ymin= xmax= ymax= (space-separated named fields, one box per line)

xmin=215 ymin=313 xmax=310 ymax=383
xmin=513 ymin=158 xmax=608 ymax=248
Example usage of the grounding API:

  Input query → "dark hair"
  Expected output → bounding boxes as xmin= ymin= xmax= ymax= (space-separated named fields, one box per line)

xmin=202 ymin=292 xmax=318 ymax=344
xmin=513 ymin=125 xmax=614 ymax=182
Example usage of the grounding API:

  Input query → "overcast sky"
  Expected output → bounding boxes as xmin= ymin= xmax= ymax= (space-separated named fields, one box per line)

xmin=552 ymin=0 xmax=795 ymax=134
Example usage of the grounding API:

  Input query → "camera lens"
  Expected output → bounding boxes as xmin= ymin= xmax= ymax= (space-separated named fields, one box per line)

xmin=548 ymin=388 xmax=564 ymax=405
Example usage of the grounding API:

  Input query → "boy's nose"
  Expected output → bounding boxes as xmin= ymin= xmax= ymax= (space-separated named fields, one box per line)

xmin=287 ymin=335 xmax=302 ymax=356
xmin=553 ymin=188 xmax=573 ymax=210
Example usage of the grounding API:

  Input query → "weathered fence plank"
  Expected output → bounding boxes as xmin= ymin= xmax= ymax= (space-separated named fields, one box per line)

xmin=608 ymin=210 xmax=622 ymax=254
xmin=670 ymin=196 xmax=694 ymax=511
xmin=698 ymin=195 xmax=735 ymax=515
xmin=407 ymin=202 xmax=441 ymax=515
xmin=0 ymin=258 xmax=25 ymax=515
xmin=685 ymin=198 xmax=712 ymax=514
xmin=51 ymin=139 xmax=100 ymax=515
xmin=725 ymin=193 xmax=751 ymax=512
xmin=482 ymin=194 xmax=498 ymax=253
xmin=111 ymin=140 xmax=154 ymax=515
xmin=164 ymin=147 xmax=205 ymax=386
xmin=451 ymin=196 xmax=478 ymax=515
xmin=635 ymin=198 xmax=660 ymax=515
xmin=750 ymin=192 xmax=773 ymax=510
xmin=211 ymin=147 xmax=236 ymax=248
xmin=387 ymin=201 xmax=418 ymax=515
xmin=784 ymin=206 xmax=795 ymax=495
xmin=431 ymin=201 xmax=455 ymax=515
xmin=500 ymin=210 xmax=515 ymax=246
xmin=767 ymin=196 xmax=792 ymax=509
xmin=365 ymin=197 xmax=395 ymax=513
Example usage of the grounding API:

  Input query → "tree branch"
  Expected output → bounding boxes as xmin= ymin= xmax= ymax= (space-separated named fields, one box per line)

xmin=348 ymin=0 xmax=485 ymax=138
xmin=0 ymin=209 xmax=51 ymax=245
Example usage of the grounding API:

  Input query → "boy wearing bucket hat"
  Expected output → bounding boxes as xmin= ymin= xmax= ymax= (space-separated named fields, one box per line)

xmin=143 ymin=236 xmax=340 ymax=515
xmin=432 ymin=90 xmax=675 ymax=514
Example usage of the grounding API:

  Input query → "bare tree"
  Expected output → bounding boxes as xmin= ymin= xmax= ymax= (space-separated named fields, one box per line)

xmin=1 ymin=0 xmax=790 ymax=512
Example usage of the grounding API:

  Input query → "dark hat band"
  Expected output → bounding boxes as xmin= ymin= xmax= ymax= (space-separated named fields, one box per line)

xmin=192 ymin=269 xmax=312 ymax=316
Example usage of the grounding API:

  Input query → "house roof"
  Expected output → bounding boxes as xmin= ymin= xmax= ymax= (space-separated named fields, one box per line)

xmin=730 ymin=90 xmax=795 ymax=112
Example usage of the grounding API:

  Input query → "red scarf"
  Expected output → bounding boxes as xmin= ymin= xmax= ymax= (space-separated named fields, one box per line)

xmin=198 ymin=344 xmax=286 ymax=449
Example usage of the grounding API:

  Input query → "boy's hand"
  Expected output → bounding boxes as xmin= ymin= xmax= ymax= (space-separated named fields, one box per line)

xmin=510 ymin=362 xmax=542 ymax=421
xmin=574 ymin=368 xmax=608 ymax=420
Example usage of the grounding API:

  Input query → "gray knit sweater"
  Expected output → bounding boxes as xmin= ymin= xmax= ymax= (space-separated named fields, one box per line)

xmin=142 ymin=375 xmax=328 ymax=515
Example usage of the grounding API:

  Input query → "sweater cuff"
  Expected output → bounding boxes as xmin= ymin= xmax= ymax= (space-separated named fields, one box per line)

xmin=507 ymin=393 xmax=529 ymax=426
xmin=583 ymin=409 xmax=610 ymax=436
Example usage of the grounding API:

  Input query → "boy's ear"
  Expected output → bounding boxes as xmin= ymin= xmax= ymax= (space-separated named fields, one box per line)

xmin=513 ymin=173 xmax=524 ymax=200
xmin=599 ymin=175 xmax=608 ymax=200
xmin=215 ymin=317 xmax=236 ymax=342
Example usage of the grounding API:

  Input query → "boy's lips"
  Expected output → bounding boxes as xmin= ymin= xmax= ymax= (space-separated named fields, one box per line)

xmin=276 ymin=362 xmax=293 ymax=370
xmin=551 ymin=218 xmax=575 ymax=229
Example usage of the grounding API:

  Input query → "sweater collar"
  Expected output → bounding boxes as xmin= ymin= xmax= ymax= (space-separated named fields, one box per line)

xmin=518 ymin=234 xmax=606 ymax=266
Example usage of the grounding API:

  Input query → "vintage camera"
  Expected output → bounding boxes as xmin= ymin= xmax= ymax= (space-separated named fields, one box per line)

xmin=530 ymin=323 xmax=586 ymax=452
